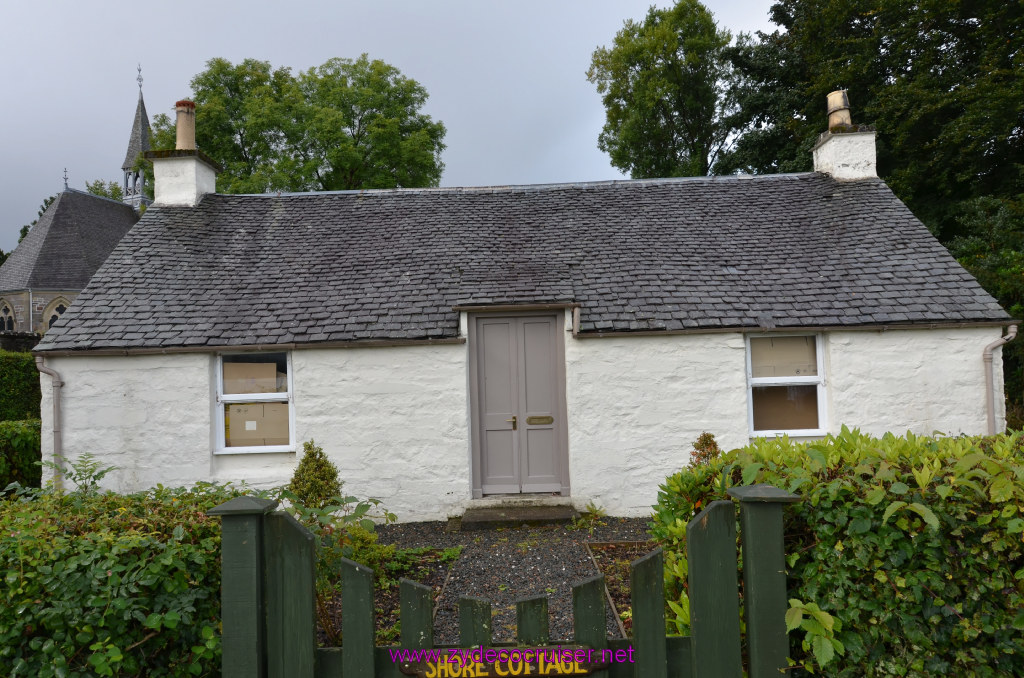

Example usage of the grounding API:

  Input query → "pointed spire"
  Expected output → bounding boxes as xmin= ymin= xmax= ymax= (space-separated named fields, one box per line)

xmin=122 ymin=68 xmax=152 ymax=171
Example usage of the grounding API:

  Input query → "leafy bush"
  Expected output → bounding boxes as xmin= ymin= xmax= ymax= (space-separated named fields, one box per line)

xmin=689 ymin=431 xmax=721 ymax=467
xmin=651 ymin=427 xmax=1024 ymax=676
xmin=0 ymin=419 xmax=40 ymax=488
xmin=0 ymin=350 xmax=40 ymax=422
xmin=0 ymin=474 xmax=249 ymax=676
xmin=289 ymin=439 xmax=342 ymax=509
xmin=1 ymin=448 xmax=401 ymax=674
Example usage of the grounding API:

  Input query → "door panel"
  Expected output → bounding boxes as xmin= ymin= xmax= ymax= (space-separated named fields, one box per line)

xmin=477 ymin=314 xmax=565 ymax=494
xmin=479 ymin=319 xmax=519 ymax=493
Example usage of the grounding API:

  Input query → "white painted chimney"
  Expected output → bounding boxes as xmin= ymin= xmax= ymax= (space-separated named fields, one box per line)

xmin=144 ymin=100 xmax=220 ymax=207
xmin=812 ymin=90 xmax=877 ymax=180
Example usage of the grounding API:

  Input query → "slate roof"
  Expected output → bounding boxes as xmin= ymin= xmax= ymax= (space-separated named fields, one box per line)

xmin=0 ymin=189 xmax=139 ymax=291
xmin=121 ymin=91 xmax=151 ymax=171
xmin=35 ymin=173 xmax=1009 ymax=352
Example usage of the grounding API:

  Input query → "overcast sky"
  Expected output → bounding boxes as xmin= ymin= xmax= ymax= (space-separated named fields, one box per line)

xmin=0 ymin=0 xmax=777 ymax=252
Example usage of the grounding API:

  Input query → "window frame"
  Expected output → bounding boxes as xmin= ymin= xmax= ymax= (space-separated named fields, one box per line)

xmin=214 ymin=352 xmax=295 ymax=455
xmin=745 ymin=333 xmax=827 ymax=438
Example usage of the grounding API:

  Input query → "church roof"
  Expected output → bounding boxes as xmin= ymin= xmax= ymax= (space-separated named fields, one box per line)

xmin=0 ymin=189 xmax=139 ymax=291
xmin=121 ymin=90 xmax=152 ymax=171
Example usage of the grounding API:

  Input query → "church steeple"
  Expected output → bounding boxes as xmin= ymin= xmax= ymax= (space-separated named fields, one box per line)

xmin=122 ymin=65 xmax=152 ymax=210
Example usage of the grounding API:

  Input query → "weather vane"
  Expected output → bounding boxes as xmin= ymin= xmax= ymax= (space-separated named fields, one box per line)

xmin=63 ymin=168 xmax=68 ymax=189
xmin=137 ymin=64 xmax=143 ymax=90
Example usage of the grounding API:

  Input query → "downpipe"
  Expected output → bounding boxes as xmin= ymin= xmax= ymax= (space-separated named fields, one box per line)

xmin=984 ymin=325 xmax=1017 ymax=435
xmin=34 ymin=357 xmax=64 ymax=490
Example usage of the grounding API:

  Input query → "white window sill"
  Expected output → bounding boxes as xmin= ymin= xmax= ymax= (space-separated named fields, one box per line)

xmin=214 ymin=445 xmax=296 ymax=456
xmin=749 ymin=429 xmax=828 ymax=439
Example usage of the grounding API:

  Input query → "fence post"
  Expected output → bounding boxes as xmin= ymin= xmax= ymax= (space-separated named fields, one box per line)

xmin=341 ymin=558 xmax=376 ymax=678
xmin=728 ymin=484 xmax=801 ymax=678
xmin=208 ymin=496 xmax=278 ymax=678
xmin=264 ymin=511 xmax=316 ymax=678
xmin=632 ymin=547 xmax=668 ymax=678
xmin=572 ymin=575 xmax=608 ymax=678
xmin=687 ymin=500 xmax=742 ymax=678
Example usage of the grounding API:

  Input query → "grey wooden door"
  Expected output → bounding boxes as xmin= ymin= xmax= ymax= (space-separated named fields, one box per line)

xmin=475 ymin=315 xmax=564 ymax=494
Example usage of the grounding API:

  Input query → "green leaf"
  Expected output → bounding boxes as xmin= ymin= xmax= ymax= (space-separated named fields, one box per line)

xmin=889 ymin=481 xmax=909 ymax=495
xmin=805 ymin=449 xmax=827 ymax=472
xmin=163 ymin=610 xmax=181 ymax=629
xmin=935 ymin=484 xmax=953 ymax=499
xmin=990 ymin=475 xmax=1014 ymax=502
xmin=907 ymin=502 xmax=940 ymax=530
xmin=143 ymin=613 xmax=162 ymax=629
xmin=785 ymin=607 xmax=803 ymax=632
xmin=742 ymin=462 xmax=762 ymax=485
xmin=172 ymin=525 xmax=185 ymax=541
xmin=864 ymin=486 xmax=886 ymax=505
xmin=848 ymin=517 xmax=872 ymax=534
xmin=882 ymin=500 xmax=907 ymax=524
xmin=812 ymin=633 xmax=836 ymax=666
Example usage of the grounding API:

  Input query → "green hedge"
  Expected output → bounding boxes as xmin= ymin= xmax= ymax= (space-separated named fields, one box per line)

xmin=0 ymin=419 xmax=41 ymax=489
xmin=651 ymin=428 xmax=1024 ymax=677
xmin=0 ymin=350 xmax=40 ymax=421
xmin=0 ymin=482 xmax=246 ymax=676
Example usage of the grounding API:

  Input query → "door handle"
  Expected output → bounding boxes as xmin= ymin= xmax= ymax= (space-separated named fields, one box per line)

xmin=506 ymin=416 xmax=517 ymax=430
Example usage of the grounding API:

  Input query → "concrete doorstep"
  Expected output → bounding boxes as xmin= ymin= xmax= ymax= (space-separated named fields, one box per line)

xmin=458 ymin=504 xmax=579 ymax=531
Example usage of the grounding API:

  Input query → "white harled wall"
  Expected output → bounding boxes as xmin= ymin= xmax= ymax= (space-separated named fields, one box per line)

xmin=825 ymin=327 xmax=1003 ymax=437
xmin=40 ymin=354 xmax=213 ymax=490
xmin=38 ymin=325 xmax=1004 ymax=521
xmin=563 ymin=332 xmax=749 ymax=516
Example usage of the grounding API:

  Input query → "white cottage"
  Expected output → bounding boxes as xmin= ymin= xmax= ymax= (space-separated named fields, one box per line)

xmin=33 ymin=97 xmax=1014 ymax=520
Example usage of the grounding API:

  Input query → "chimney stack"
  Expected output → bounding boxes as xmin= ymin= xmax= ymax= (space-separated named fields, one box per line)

xmin=175 ymin=100 xmax=197 ymax=150
xmin=812 ymin=90 xmax=876 ymax=180
xmin=144 ymin=100 xmax=220 ymax=207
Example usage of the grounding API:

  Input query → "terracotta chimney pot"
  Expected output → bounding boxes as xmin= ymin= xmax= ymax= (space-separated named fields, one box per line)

xmin=175 ymin=100 xmax=197 ymax=151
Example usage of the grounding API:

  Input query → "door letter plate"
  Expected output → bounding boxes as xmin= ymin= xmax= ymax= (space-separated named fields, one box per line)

xmin=526 ymin=416 xmax=554 ymax=426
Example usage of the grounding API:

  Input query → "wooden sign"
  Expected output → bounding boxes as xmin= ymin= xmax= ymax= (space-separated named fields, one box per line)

xmin=397 ymin=645 xmax=621 ymax=677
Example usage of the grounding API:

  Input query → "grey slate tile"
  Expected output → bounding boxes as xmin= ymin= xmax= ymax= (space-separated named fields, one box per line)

xmin=35 ymin=174 xmax=1009 ymax=352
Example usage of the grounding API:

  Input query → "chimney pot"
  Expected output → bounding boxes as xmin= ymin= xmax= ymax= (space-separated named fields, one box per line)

xmin=826 ymin=89 xmax=852 ymax=129
xmin=812 ymin=90 xmax=876 ymax=180
xmin=146 ymin=100 xmax=218 ymax=206
xmin=175 ymin=100 xmax=197 ymax=151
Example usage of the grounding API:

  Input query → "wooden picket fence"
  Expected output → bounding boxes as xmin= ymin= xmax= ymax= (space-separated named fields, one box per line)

xmin=208 ymin=484 xmax=798 ymax=678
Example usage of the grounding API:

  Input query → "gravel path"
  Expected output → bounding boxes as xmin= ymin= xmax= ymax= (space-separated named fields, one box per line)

xmin=377 ymin=517 xmax=652 ymax=644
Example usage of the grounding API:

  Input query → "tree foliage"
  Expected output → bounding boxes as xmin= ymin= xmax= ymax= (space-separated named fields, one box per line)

xmin=587 ymin=0 xmax=735 ymax=177
xmin=720 ymin=0 xmax=1024 ymax=241
xmin=17 ymin=196 xmax=55 ymax=245
xmin=151 ymin=55 xmax=446 ymax=194
xmin=84 ymin=179 xmax=123 ymax=202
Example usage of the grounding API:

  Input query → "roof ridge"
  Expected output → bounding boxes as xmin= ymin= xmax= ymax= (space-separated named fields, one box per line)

xmin=63 ymin=187 xmax=137 ymax=209
xmin=217 ymin=172 xmax=821 ymax=199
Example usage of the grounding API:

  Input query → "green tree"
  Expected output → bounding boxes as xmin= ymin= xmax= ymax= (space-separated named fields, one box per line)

xmin=150 ymin=56 xmax=446 ymax=194
xmin=719 ymin=0 xmax=1024 ymax=240
xmin=84 ymin=179 xmax=123 ymax=202
xmin=18 ymin=196 xmax=56 ymax=244
xmin=587 ymin=0 xmax=735 ymax=177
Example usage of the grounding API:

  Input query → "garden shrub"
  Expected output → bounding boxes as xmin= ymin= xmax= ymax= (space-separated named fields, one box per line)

xmin=289 ymin=439 xmax=342 ymax=509
xmin=0 ymin=350 xmax=41 ymax=421
xmin=651 ymin=427 xmax=1024 ymax=677
xmin=0 ymin=477 xmax=248 ymax=677
xmin=1 ymin=450 xmax=399 ymax=674
xmin=0 ymin=419 xmax=40 ymax=488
